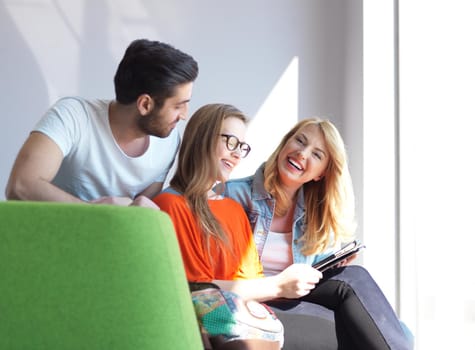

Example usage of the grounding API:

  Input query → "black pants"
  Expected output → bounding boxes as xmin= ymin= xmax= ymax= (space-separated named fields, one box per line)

xmin=265 ymin=265 xmax=413 ymax=350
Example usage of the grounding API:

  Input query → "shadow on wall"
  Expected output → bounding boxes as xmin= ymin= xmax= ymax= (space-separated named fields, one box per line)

xmin=0 ymin=1 xmax=49 ymax=199
xmin=0 ymin=0 xmax=119 ymax=199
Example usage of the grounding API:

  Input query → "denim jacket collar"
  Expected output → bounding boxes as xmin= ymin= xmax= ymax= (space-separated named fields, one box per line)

xmin=250 ymin=163 xmax=273 ymax=200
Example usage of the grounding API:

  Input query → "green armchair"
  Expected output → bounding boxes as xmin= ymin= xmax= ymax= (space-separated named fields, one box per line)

xmin=0 ymin=201 xmax=203 ymax=349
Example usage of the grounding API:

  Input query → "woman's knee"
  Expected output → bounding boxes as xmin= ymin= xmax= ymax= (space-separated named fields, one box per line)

xmin=326 ymin=265 xmax=385 ymax=297
xmin=343 ymin=264 xmax=371 ymax=277
xmin=331 ymin=265 xmax=373 ymax=283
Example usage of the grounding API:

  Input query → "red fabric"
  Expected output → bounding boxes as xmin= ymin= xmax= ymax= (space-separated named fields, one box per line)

xmin=154 ymin=192 xmax=264 ymax=282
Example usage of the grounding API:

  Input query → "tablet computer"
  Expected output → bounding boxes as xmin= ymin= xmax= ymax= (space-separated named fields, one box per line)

xmin=312 ymin=240 xmax=365 ymax=272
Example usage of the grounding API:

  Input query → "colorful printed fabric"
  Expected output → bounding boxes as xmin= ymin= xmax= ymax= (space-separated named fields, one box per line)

xmin=191 ymin=288 xmax=284 ymax=346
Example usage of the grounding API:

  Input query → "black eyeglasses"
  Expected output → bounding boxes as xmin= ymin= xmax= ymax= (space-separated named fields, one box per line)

xmin=220 ymin=134 xmax=251 ymax=158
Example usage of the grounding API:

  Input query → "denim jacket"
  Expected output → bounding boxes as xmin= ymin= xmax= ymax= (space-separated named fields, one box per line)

xmin=225 ymin=163 xmax=334 ymax=267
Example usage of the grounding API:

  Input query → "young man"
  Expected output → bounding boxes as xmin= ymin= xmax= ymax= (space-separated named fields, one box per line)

xmin=6 ymin=39 xmax=198 ymax=206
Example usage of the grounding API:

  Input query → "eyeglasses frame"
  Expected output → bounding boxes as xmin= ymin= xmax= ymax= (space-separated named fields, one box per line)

xmin=220 ymin=133 xmax=251 ymax=158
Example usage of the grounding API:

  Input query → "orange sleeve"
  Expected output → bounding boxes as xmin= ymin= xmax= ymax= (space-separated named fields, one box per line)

xmin=153 ymin=192 xmax=264 ymax=282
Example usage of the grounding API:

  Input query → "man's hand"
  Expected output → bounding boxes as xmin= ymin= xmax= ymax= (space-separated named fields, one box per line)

xmin=130 ymin=195 xmax=160 ymax=209
xmin=90 ymin=195 xmax=159 ymax=209
xmin=90 ymin=196 xmax=134 ymax=206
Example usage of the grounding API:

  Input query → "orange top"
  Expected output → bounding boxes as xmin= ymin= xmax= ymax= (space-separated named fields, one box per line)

xmin=154 ymin=191 xmax=264 ymax=282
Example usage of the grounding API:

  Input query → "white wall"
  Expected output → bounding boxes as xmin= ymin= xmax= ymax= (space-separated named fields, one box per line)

xmin=0 ymin=0 xmax=362 ymax=209
xmin=363 ymin=0 xmax=399 ymax=312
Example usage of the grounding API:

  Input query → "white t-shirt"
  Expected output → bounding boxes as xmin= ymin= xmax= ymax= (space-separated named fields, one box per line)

xmin=34 ymin=96 xmax=180 ymax=201
xmin=261 ymin=230 xmax=293 ymax=276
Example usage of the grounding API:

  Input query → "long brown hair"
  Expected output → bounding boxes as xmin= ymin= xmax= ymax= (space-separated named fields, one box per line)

xmin=170 ymin=103 xmax=248 ymax=245
xmin=264 ymin=118 xmax=356 ymax=255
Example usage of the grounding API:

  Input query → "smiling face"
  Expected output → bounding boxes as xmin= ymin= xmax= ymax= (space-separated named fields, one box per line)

xmin=216 ymin=116 xmax=248 ymax=182
xmin=277 ymin=123 xmax=330 ymax=192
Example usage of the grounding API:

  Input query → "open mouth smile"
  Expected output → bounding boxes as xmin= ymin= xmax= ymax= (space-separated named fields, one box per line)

xmin=288 ymin=157 xmax=303 ymax=171
xmin=222 ymin=159 xmax=235 ymax=170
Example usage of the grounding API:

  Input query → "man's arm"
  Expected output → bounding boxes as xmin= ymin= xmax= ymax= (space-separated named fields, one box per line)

xmin=132 ymin=184 xmax=163 ymax=209
xmin=6 ymin=132 xmax=149 ymax=206
xmin=5 ymin=132 xmax=85 ymax=203
xmin=137 ymin=181 xmax=164 ymax=199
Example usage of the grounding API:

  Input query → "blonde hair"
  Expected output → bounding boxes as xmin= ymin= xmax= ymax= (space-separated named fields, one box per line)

xmin=264 ymin=118 xmax=356 ymax=255
xmin=170 ymin=103 xmax=248 ymax=246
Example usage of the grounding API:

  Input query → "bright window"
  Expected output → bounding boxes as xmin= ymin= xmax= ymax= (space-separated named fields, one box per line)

xmin=366 ymin=1 xmax=475 ymax=348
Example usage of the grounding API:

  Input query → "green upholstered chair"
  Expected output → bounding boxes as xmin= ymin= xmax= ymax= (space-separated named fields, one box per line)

xmin=0 ymin=201 xmax=203 ymax=350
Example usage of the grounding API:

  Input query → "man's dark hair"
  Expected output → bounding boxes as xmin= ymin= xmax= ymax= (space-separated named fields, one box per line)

xmin=114 ymin=39 xmax=199 ymax=107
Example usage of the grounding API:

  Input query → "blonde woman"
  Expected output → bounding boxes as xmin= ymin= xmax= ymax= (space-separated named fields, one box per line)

xmin=225 ymin=118 xmax=413 ymax=349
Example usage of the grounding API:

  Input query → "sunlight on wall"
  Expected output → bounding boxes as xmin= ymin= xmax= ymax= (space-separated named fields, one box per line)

xmin=232 ymin=57 xmax=299 ymax=179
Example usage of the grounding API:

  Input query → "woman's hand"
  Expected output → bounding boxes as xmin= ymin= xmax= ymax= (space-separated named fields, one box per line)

xmin=275 ymin=264 xmax=323 ymax=299
xmin=214 ymin=264 xmax=322 ymax=302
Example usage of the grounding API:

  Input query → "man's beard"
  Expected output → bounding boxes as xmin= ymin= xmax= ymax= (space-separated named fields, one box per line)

xmin=138 ymin=113 xmax=172 ymax=138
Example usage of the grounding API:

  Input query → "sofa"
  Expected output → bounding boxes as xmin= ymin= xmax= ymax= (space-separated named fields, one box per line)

xmin=0 ymin=200 xmax=203 ymax=349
